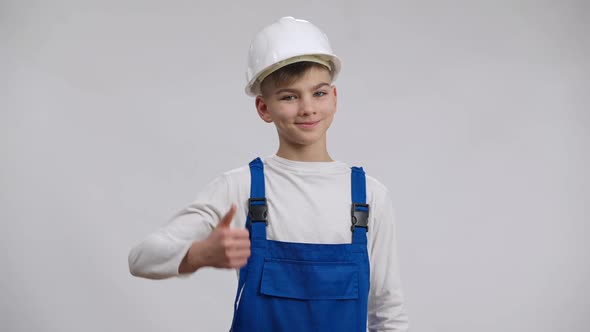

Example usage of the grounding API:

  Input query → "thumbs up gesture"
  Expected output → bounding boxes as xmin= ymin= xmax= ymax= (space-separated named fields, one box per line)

xmin=206 ymin=204 xmax=251 ymax=268
xmin=180 ymin=204 xmax=251 ymax=273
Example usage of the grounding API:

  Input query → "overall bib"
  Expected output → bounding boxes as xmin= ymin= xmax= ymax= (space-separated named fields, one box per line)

xmin=231 ymin=158 xmax=370 ymax=331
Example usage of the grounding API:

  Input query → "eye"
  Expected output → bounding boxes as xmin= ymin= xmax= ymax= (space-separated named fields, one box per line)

xmin=280 ymin=95 xmax=297 ymax=101
xmin=314 ymin=91 xmax=328 ymax=97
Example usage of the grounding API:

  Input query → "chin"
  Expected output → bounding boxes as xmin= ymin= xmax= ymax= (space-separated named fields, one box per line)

xmin=293 ymin=134 xmax=326 ymax=146
xmin=279 ymin=128 xmax=328 ymax=147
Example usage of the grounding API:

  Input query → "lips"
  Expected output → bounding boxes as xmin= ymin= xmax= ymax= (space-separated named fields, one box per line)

xmin=295 ymin=120 xmax=320 ymax=129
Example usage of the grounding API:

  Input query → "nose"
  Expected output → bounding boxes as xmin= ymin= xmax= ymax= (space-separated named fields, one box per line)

xmin=299 ymin=95 xmax=316 ymax=116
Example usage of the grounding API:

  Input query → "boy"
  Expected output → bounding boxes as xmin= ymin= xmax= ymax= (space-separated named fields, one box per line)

xmin=129 ymin=16 xmax=409 ymax=331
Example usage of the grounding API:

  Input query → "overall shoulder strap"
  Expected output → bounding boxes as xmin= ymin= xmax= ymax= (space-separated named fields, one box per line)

xmin=246 ymin=157 xmax=268 ymax=241
xmin=232 ymin=157 xmax=268 ymax=327
xmin=351 ymin=166 xmax=369 ymax=245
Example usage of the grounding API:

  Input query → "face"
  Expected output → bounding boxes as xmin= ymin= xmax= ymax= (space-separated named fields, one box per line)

xmin=255 ymin=67 xmax=337 ymax=149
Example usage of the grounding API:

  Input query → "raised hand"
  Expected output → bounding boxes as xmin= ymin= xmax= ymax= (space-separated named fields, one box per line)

xmin=179 ymin=204 xmax=251 ymax=273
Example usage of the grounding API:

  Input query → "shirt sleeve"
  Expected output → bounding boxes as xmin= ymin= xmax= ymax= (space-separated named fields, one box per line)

xmin=128 ymin=174 xmax=233 ymax=279
xmin=367 ymin=185 xmax=410 ymax=331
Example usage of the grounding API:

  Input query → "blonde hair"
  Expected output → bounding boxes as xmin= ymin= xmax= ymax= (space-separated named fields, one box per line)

xmin=260 ymin=61 xmax=333 ymax=96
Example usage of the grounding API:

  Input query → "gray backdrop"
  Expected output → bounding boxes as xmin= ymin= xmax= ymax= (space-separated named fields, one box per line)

xmin=1 ymin=0 xmax=588 ymax=331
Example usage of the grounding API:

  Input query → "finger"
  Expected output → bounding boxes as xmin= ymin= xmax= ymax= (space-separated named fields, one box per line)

xmin=230 ymin=229 xmax=250 ymax=239
xmin=225 ymin=237 xmax=250 ymax=249
xmin=230 ymin=241 xmax=251 ymax=252
xmin=227 ymin=247 xmax=250 ymax=258
xmin=229 ymin=257 xmax=249 ymax=269
xmin=217 ymin=204 xmax=236 ymax=229
xmin=228 ymin=255 xmax=250 ymax=267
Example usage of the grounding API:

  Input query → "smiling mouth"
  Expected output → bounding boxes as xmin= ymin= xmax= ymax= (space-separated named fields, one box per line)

xmin=295 ymin=120 xmax=320 ymax=129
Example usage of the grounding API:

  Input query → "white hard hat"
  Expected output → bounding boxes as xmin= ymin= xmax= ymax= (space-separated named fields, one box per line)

xmin=245 ymin=16 xmax=342 ymax=96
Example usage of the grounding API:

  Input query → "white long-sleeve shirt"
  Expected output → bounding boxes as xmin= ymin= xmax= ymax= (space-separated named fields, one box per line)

xmin=128 ymin=155 xmax=409 ymax=331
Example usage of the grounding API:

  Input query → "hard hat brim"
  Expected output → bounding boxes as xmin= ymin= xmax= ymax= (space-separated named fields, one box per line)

xmin=245 ymin=54 xmax=341 ymax=96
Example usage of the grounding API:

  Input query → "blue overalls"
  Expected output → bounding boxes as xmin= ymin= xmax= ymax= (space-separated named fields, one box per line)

xmin=231 ymin=158 xmax=370 ymax=331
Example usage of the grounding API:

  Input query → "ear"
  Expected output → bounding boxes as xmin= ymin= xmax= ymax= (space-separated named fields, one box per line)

xmin=332 ymin=86 xmax=338 ymax=112
xmin=255 ymin=95 xmax=273 ymax=123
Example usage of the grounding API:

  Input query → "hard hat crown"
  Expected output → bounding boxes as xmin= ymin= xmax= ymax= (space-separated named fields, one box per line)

xmin=245 ymin=17 xmax=341 ymax=96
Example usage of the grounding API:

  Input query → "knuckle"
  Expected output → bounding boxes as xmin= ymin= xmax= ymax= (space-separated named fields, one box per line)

xmin=220 ymin=238 xmax=232 ymax=248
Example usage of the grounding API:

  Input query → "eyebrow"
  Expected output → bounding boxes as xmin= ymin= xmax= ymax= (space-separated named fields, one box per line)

xmin=274 ymin=82 xmax=331 ymax=95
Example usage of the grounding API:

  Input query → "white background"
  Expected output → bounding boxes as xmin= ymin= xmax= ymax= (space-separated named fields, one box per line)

xmin=1 ymin=1 xmax=588 ymax=331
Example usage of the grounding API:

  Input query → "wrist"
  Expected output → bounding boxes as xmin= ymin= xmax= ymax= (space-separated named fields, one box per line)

xmin=179 ymin=240 xmax=209 ymax=274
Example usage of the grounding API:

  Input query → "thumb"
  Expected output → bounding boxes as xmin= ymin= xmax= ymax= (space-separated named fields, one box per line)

xmin=217 ymin=204 xmax=236 ymax=228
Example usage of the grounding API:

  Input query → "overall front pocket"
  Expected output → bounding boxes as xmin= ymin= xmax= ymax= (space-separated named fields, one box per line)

xmin=259 ymin=258 xmax=359 ymax=300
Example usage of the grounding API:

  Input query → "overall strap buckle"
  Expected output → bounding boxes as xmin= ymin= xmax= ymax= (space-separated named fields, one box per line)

xmin=248 ymin=198 xmax=268 ymax=224
xmin=351 ymin=203 xmax=369 ymax=231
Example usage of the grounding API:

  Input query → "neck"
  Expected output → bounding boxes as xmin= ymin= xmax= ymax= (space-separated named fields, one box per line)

xmin=276 ymin=137 xmax=332 ymax=162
